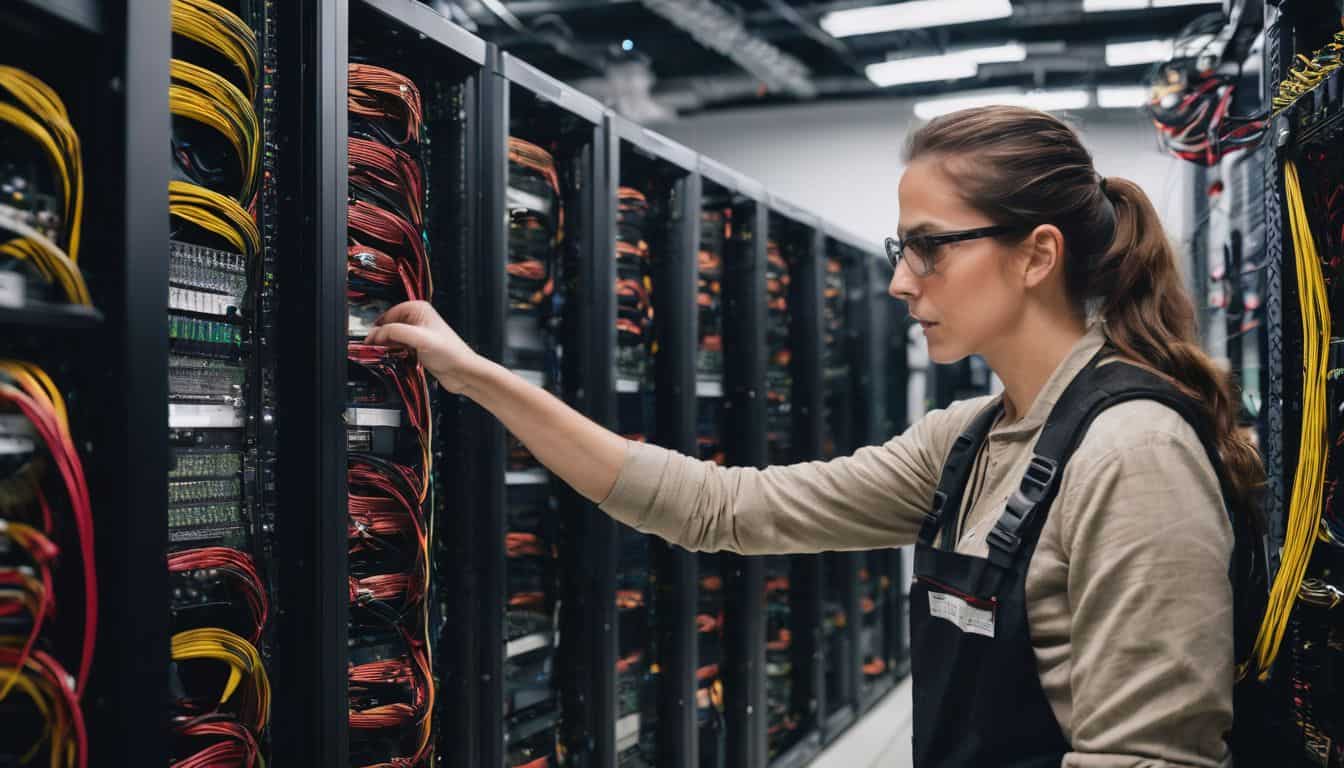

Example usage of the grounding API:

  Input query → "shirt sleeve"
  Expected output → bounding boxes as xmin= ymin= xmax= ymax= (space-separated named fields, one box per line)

xmin=598 ymin=397 xmax=988 ymax=555
xmin=1058 ymin=426 xmax=1234 ymax=768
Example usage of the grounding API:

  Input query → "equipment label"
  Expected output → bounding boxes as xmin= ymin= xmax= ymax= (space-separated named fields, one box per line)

xmin=928 ymin=591 xmax=995 ymax=638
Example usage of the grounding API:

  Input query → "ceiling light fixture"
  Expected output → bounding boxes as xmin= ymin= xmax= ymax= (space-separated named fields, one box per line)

xmin=820 ymin=0 xmax=1013 ymax=38
xmin=1083 ymin=0 xmax=1148 ymax=9
xmin=1084 ymin=0 xmax=1221 ymax=9
xmin=1105 ymin=38 xmax=1175 ymax=66
xmin=865 ymin=43 xmax=1027 ymax=88
xmin=1097 ymin=85 xmax=1151 ymax=108
xmin=912 ymin=88 xmax=1091 ymax=120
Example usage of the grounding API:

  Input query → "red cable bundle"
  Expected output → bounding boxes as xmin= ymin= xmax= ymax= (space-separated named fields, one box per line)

xmin=0 ymin=646 xmax=87 ymax=768
xmin=348 ymin=64 xmax=423 ymax=144
xmin=168 ymin=547 xmax=270 ymax=644
xmin=505 ymin=532 xmax=545 ymax=558
xmin=347 ymin=344 xmax=431 ymax=500
xmin=171 ymin=715 xmax=263 ymax=768
xmin=349 ymin=572 xmax=419 ymax=607
xmin=348 ymin=626 xmax=433 ymax=764
xmin=349 ymin=200 xmax=430 ymax=299
xmin=349 ymin=137 xmax=425 ymax=229
xmin=508 ymin=139 xmax=561 ymax=197
xmin=0 ymin=521 xmax=56 ymax=701
xmin=349 ymin=245 xmax=423 ymax=305
xmin=0 ymin=380 xmax=96 ymax=698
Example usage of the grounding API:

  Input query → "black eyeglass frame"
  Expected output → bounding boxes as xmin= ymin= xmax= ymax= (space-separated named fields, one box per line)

xmin=884 ymin=224 xmax=1030 ymax=276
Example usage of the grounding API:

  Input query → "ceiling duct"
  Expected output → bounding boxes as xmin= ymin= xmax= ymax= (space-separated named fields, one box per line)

xmin=639 ymin=0 xmax=818 ymax=98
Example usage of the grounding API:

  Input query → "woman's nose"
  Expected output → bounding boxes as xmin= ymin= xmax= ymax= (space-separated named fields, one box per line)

xmin=888 ymin=256 xmax=919 ymax=300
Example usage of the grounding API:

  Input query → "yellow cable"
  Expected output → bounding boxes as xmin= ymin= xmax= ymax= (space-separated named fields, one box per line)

xmin=171 ymin=59 xmax=259 ymax=203
xmin=0 ymin=211 xmax=91 ymax=305
xmin=0 ymin=67 xmax=83 ymax=263
xmin=169 ymin=181 xmax=259 ymax=258
xmin=1248 ymin=160 xmax=1330 ymax=679
xmin=171 ymin=0 xmax=259 ymax=100
xmin=171 ymin=627 xmax=271 ymax=734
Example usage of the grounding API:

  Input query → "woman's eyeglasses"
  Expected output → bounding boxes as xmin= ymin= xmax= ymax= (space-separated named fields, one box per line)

xmin=884 ymin=225 xmax=1026 ymax=277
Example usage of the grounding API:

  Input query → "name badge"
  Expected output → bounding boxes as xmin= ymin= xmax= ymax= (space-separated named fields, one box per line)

xmin=928 ymin=591 xmax=995 ymax=638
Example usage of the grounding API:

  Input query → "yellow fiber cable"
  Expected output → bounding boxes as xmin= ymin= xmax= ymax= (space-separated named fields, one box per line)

xmin=0 ymin=67 xmax=83 ymax=263
xmin=171 ymin=59 xmax=259 ymax=203
xmin=1247 ymin=160 xmax=1330 ymax=679
xmin=1272 ymin=29 xmax=1344 ymax=116
xmin=169 ymin=181 xmax=259 ymax=258
xmin=0 ymin=212 xmax=91 ymax=305
xmin=171 ymin=627 xmax=271 ymax=733
xmin=171 ymin=0 xmax=259 ymax=100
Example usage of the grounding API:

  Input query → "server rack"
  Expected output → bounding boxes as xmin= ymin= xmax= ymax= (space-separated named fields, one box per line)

xmin=476 ymin=51 xmax=608 ymax=768
xmin=816 ymin=233 xmax=863 ymax=743
xmin=339 ymin=4 xmax=489 ymax=768
xmin=867 ymin=256 xmax=911 ymax=684
xmin=698 ymin=156 xmax=769 ymax=768
xmin=763 ymin=196 xmax=824 ymax=768
xmin=821 ymin=228 xmax=902 ymax=720
xmin=603 ymin=113 xmax=700 ymax=768
xmin=1 ymin=2 xmax=171 ymax=765
xmin=164 ymin=0 xmax=282 ymax=765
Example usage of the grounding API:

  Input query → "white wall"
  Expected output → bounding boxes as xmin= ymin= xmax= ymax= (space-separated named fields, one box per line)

xmin=652 ymin=99 xmax=1192 ymax=249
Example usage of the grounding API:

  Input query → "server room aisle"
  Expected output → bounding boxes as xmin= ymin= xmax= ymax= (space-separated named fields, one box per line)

xmin=812 ymin=680 xmax=913 ymax=768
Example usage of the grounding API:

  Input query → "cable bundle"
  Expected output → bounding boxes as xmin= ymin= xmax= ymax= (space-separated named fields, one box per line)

xmin=616 ymin=187 xmax=654 ymax=380
xmin=346 ymin=62 xmax=434 ymax=768
xmin=1272 ymin=28 xmax=1344 ymax=117
xmin=507 ymin=139 xmax=562 ymax=315
xmin=697 ymin=210 xmax=727 ymax=377
xmin=171 ymin=714 xmax=262 ymax=768
xmin=1141 ymin=12 xmax=1268 ymax=166
xmin=1145 ymin=68 xmax=1267 ymax=166
xmin=349 ymin=65 xmax=423 ymax=146
xmin=0 ymin=67 xmax=89 ymax=305
xmin=0 ymin=363 xmax=96 ymax=729
xmin=170 ymin=628 xmax=271 ymax=735
xmin=765 ymin=241 xmax=792 ymax=464
xmin=0 ymin=645 xmax=87 ymax=768
xmin=1247 ymin=161 xmax=1331 ymax=680
xmin=167 ymin=547 xmax=269 ymax=645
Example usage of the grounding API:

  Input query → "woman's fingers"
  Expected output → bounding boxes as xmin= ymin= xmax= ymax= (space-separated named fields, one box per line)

xmin=374 ymin=299 xmax=435 ymax=328
xmin=364 ymin=321 xmax=432 ymax=352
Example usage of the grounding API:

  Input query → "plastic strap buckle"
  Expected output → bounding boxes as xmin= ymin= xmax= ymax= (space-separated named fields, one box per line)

xmin=986 ymin=455 xmax=1058 ymax=560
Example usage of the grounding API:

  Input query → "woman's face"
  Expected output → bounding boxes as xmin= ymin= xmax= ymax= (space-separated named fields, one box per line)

xmin=890 ymin=156 xmax=1029 ymax=365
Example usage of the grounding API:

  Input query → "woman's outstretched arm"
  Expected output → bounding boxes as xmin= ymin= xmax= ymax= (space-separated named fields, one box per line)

xmin=366 ymin=300 xmax=957 ymax=554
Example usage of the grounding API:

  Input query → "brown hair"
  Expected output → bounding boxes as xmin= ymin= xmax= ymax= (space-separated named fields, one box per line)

xmin=906 ymin=104 xmax=1262 ymax=516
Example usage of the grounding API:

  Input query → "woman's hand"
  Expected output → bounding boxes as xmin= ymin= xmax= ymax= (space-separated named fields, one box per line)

xmin=364 ymin=301 xmax=486 ymax=394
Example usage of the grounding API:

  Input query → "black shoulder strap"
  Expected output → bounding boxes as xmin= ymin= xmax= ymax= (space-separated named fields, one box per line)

xmin=917 ymin=401 xmax=1002 ymax=548
xmin=985 ymin=349 xmax=1215 ymax=570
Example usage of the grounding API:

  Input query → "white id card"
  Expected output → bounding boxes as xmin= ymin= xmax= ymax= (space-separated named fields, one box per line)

xmin=928 ymin=591 xmax=996 ymax=638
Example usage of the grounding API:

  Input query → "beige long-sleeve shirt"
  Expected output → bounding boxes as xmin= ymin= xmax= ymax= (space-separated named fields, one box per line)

xmin=600 ymin=325 xmax=1234 ymax=768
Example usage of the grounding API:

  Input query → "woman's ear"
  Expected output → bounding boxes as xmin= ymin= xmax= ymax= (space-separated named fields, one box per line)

xmin=1022 ymin=223 xmax=1065 ymax=289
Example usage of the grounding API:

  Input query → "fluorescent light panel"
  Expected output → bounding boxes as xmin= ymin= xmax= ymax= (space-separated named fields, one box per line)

xmin=1084 ymin=0 xmax=1220 ymax=9
xmin=865 ymin=43 xmax=1027 ymax=88
xmin=1083 ymin=0 xmax=1147 ymax=9
xmin=1097 ymin=85 xmax=1151 ymax=108
xmin=912 ymin=89 xmax=1091 ymax=120
xmin=1105 ymin=38 xmax=1174 ymax=66
xmin=820 ymin=0 xmax=1012 ymax=38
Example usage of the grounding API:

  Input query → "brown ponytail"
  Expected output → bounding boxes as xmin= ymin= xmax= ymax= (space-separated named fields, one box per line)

xmin=907 ymin=106 xmax=1263 ymax=518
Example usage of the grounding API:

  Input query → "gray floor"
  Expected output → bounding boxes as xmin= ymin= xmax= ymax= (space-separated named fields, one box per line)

xmin=811 ymin=678 xmax=914 ymax=768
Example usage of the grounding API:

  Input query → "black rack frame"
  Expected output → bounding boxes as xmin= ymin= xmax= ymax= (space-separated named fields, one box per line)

xmin=763 ymin=195 xmax=825 ymax=768
xmin=607 ymin=111 xmax=702 ymax=768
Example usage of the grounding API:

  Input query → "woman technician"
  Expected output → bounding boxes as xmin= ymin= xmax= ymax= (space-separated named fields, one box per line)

xmin=367 ymin=106 xmax=1262 ymax=767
